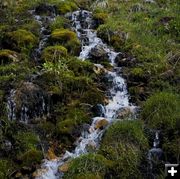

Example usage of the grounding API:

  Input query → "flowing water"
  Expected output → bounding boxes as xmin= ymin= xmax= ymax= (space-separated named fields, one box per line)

xmin=6 ymin=7 xmax=55 ymax=123
xmin=34 ymin=10 xmax=136 ymax=179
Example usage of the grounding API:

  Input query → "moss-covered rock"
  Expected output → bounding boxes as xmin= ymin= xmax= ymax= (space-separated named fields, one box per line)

xmin=98 ymin=120 xmax=148 ymax=178
xmin=93 ymin=12 xmax=108 ymax=26
xmin=51 ymin=29 xmax=81 ymax=55
xmin=0 ymin=49 xmax=19 ymax=65
xmin=42 ymin=45 xmax=68 ymax=62
xmin=7 ymin=29 xmax=38 ymax=53
xmin=57 ymin=0 xmax=78 ymax=14
xmin=141 ymin=92 xmax=180 ymax=130
xmin=63 ymin=153 xmax=113 ymax=179
xmin=100 ymin=120 xmax=148 ymax=152
xmin=19 ymin=149 xmax=43 ymax=167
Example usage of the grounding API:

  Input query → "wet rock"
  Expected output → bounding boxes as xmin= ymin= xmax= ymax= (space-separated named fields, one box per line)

xmin=93 ymin=64 xmax=106 ymax=74
xmin=95 ymin=118 xmax=109 ymax=130
xmin=117 ymin=107 xmax=133 ymax=119
xmin=86 ymin=140 xmax=96 ymax=151
xmin=82 ymin=123 xmax=91 ymax=131
xmin=35 ymin=4 xmax=57 ymax=16
xmin=88 ymin=45 xmax=109 ymax=63
xmin=58 ymin=162 xmax=70 ymax=173
xmin=92 ymin=104 xmax=105 ymax=117
xmin=115 ymin=53 xmax=137 ymax=67
xmin=8 ymin=82 xmax=49 ymax=123
xmin=148 ymin=148 xmax=164 ymax=162
xmin=1 ymin=140 xmax=12 ymax=152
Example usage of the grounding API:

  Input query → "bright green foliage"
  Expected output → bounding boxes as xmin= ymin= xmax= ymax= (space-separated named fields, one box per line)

xmin=142 ymin=92 xmax=180 ymax=129
xmin=63 ymin=154 xmax=113 ymax=179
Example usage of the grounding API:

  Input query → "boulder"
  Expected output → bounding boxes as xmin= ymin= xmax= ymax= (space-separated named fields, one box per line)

xmin=8 ymin=81 xmax=49 ymax=123
xmin=35 ymin=4 xmax=57 ymax=16
xmin=95 ymin=118 xmax=109 ymax=130
xmin=117 ymin=107 xmax=133 ymax=119
xmin=92 ymin=104 xmax=105 ymax=117
xmin=88 ymin=45 xmax=109 ymax=63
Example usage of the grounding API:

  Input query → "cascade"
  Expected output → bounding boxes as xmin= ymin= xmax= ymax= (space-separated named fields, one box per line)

xmin=34 ymin=10 xmax=136 ymax=179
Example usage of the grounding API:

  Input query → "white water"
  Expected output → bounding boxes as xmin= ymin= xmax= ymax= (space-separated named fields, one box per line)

xmin=35 ymin=10 xmax=136 ymax=179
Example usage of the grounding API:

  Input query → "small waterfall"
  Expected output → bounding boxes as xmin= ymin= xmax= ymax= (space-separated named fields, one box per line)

xmin=6 ymin=6 xmax=56 ymax=123
xmin=34 ymin=10 xmax=136 ymax=179
xmin=148 ymin=130 xmax=163 ymax=176
xmin=7 ymin=89 xmax=16 ymax=121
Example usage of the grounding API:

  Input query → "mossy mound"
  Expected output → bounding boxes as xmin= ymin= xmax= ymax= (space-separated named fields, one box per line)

xmin=57 ymin=0 xmax=78 ymax=14
xmin=141 ymin=92 xmax=180 ymax=130
xmin=98 ymin=120 xmax=148 ymax=178
xmin=0 ymin=49 xmax=19 ymax=65
xmin=93 ymin=12 xmax=108 ymax=26
xmin=51 ymin=29 xmax=81 ymax=55
xmin=19 ymin=149 xmax=43 ymax=167
xmin=42 ymin=45 xmax=68 ymax=62
xmin=100 ymin=120 xmax=148 ymax=151
xmin=63 ymin=154 xmax=113 ymax=179
xmin=7 ymin=29 xmax=38 ymax=53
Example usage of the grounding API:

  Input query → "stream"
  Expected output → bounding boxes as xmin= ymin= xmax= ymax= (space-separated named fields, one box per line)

xmin=33 ymin=9 xmax=136 ymax=179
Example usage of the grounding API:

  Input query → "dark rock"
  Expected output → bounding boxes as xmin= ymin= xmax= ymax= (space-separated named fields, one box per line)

xmin=115 ymin=53 xmax=137 ymax=67
xmin=35 ymin=4 xmax=57 ymax=16
xmin=8 ymin=82 xmax=49 ymax=123
xmin=88 ymin=45 xmax=109 ymax=63
xmin=92 ymin=104 xmax=105 ymax=117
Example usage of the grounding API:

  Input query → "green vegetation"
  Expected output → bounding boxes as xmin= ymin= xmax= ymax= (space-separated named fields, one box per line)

xmin=0 ymin=0 xmax=179 ymax=178
xmin=142 ymin=92 xmax=180 ymax=130
xmin=63 ymin=153 xmax=113 ymax=179
xmin=51 ymin=29 xmax=81 ymax=55
xmin=42 ymin=45 xmax=68 ymax=62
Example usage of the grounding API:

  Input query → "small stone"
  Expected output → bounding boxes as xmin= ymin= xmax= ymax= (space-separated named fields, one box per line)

xmin=58 ymin=162 xmax=70 ymax=173
xmin=15 ymin=172 xmax=22 ymax=178
xmin=95 ymin=118 xmax=109 ymax=129
xmin=47 ymin=148 xmax=57 ymax=160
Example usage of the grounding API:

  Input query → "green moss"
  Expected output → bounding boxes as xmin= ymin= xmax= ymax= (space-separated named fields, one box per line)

xmin=0 ymin=49 xmax=19 ymax=65
xmin=63 ymin=154 xmax=113 ymax=179
xmin=51 ymin=29 xmax=80 ymax=55
xmin=70 ymin=172 xmax=102 ymax=179
xmin=57 ymin=0 xmax=78 ymax=14
xmin=56 ymin=107 xmax=89 ymax=135
xmin=93 ymin=12 xmax=108 ymax=25
xmin=141 ymin=92 xmax=180 ymax=130
xmin=74 ymin=0 xmax=92 ymax=9
xmin=130 ymin=67 xmax=144 ymax=78
xmin=50 ymin=16 xmax=70 ymax=31
xmin=8 ymin=29 xmax=38 ymax=52
xmin=19 ymin=149 xmax=43 ymax=166
xmin=42 ymin=45 xmax=68 ymax=62
xmin=15 ymin=131 xmax=40 ymax=151
xmin=100 ymin=120 xmax=148 ymax=151
xmin=0 ymin=160 xmax=12 ymax=179
xmin=98 ymin=120 xmax=147 ymax=178
xmin=57 ymin=119 xmax=76 ymax=135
